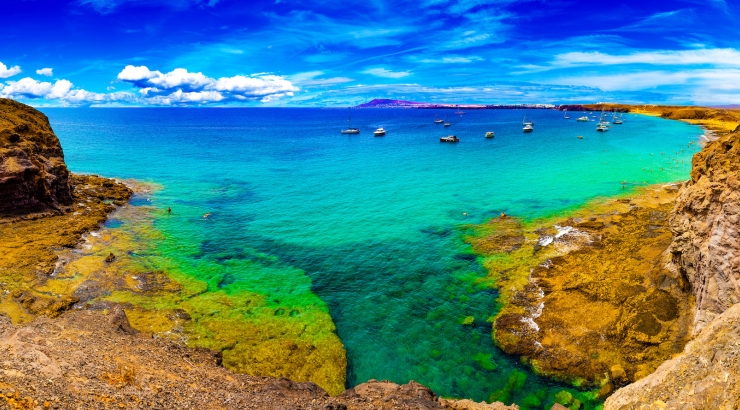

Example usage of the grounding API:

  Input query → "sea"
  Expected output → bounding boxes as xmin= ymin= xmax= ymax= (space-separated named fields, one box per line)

xmin=41 ymin=107 xmax=702 ymax=407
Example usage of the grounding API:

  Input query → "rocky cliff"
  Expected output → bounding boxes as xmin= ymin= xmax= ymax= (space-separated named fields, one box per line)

xmin=604 ymin=303 xmax=740 ymax=409
xmin=0 ymin=98 xmax=73 ymax=215
xmin=669 ymin=130 xmax=740 ymax=333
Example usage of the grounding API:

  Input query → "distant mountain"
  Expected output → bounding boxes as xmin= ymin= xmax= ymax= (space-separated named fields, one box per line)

xmin=355 ymin=99 xmax=427 ymax=108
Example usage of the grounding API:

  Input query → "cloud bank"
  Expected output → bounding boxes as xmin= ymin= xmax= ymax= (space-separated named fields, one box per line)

xmin=117 ymin=65 xmax=298 ymax=103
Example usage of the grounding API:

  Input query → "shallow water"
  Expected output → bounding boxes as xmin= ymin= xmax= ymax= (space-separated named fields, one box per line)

xmin=42 ymin=107 xmax=701 ymax=406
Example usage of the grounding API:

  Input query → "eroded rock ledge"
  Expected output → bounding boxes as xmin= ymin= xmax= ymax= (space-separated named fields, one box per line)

xmin=669 ymin=130 xmax=740 ymax=333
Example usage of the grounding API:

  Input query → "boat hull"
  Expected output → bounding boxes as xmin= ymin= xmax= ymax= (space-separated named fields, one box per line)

xmin=341 ymin=129 xmax=360 ymax=134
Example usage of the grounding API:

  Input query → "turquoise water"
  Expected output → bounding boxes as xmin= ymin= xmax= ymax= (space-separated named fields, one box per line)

xmin=42 ymin=107 xmax=701 ymax=406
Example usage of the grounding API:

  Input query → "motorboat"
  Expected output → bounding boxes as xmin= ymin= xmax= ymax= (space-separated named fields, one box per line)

xmin=440 ymin=135 xmax=459 ymax=142
xmin=444 ymin=122 xmax=451 ymax=127
xmin=576 ymin=116 xmax=590 ymax=122
xmin=485 ymin=131 xmax=495 ymax=138
xmin=523 ymin=124 xmax=534 ymax=133
xmin=373 ymin=127 xmax=386 ymax=136
xmin=434 ymin=119 xmax=444 ymax=124
xmin=577 ymin=135 xmax=583 ymax=139
xmin=341 ymin=107 xmax=360 ymax=134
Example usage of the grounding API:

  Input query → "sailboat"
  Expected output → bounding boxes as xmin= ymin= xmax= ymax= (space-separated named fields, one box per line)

xmin=596 ymin=107 xmax=609 ymax=132
xmin=454 ymin=105 xmax=465 ymax=115
xmin=613 ymin=110 xmax=623 ymax=124
xmin=434 ymin=111 xmax=444 ymax=124
xmin=341 ymin=108 xmax=360 ymax=134
xmin=564 ymin=109 xmax=570 ymax=119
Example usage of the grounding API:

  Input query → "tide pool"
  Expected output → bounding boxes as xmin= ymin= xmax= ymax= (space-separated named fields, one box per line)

xmin=42 ymin=107 xmax=701 ymax=406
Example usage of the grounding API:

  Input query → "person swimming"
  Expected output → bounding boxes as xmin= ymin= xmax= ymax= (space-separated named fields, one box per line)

xmin=167 ymin=207 xmax=171 ymax=214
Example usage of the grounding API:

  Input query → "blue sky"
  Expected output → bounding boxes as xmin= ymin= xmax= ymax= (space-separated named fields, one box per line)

xmin=2 ymin=0 xmax=739 ymax=106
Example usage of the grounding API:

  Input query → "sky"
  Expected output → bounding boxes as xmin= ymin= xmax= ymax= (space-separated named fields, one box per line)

xmin=2 ymin=0 xmax=739 ymax=107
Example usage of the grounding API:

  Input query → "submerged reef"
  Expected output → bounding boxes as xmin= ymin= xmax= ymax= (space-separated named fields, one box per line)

xmin=468 ymin=185 xmax=694 ymax=394
xmin=0 ymin=99 xmax=346 ymax=396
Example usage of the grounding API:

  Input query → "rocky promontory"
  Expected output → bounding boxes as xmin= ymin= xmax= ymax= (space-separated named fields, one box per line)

xmin=0 ymin=99 xmax=73 ymax=215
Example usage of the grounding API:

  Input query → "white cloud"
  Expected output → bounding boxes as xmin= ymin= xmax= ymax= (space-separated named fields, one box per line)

xmin=552 ymin=48 xmax=740 ymax=68
xmin=550 ymin=69 xmax=740 ymax=92
xmin=116 ymin=65 xmax=298 ymax=104
xmin=0 ymin=62 xmax=22 ymax=79
xmin=418 ymin=56 xmax=484 ymax=64
xmin=287 ymin=71 xmax=354 ymax=86
xmin=36 ymin=68 xmax=53 ymax=76
xmin=362 ymin=67 xmax=411 ymax=78
xmin=1 ymin=77 xmax=132 ymax=105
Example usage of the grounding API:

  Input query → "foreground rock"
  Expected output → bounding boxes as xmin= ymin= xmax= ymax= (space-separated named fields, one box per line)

xmin=470 ymin=186 xmax=694 ymax=392
xmin=0 ymin=308 xmax=518 ymax=410
xmin=669 ymin=130 xmax=740 ymax=333
xmin=0 ymin=174 xmax=131 ymax=323
xmin=604 ymin=303 xmax=740 ymax=409
xmin=0 ymin=98 xmax=73 ymax=215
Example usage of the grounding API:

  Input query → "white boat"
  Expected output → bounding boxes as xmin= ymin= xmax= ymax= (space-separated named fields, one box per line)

xmin=576 ymin=116 xmax=589 ymax=122
xmin=341 ymin=108 xmax=360 ymax=134
xmin=522 ymin=115 xmax=534 ymax=126
xmin=434 ymin=111 xmax=444 ymax=123
xmin=455 ymin=106 xmax=465 ymax=115
xmin=596 ymin=107 xmax=610 ymax=132
xmin=523 ymin=124 xmax=534 ymax=133
xmin=485 ymin=131 xmax=495 ymax=138
xmin=444 ymin=122 xmax=451 ymax=127
xmin=613 ymin=110 xmax=623 ymax=124
xmin=440 ymin=135 xmax=459 ymax=142
xmin=373 ymin=127 xmax=386 ymax=136
xmin=564 ymin=109 xmax=570 ymax=119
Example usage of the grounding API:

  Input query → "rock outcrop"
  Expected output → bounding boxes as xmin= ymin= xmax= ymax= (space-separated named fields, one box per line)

xmin=0 ymin=98 xmax=72 ymax=215
xmin=0 ymin=308 xmax=521 ymax=410
xmin=669 ymin=131 xmax=740 ymax=333
xmin=604 ymin=303 xmax=740 ymax=409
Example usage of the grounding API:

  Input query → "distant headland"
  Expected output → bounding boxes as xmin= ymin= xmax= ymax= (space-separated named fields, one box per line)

xmin=355 ymin=98 xmax=555 ymax=109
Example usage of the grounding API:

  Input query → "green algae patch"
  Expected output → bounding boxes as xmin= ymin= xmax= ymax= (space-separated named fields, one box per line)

xmin=30 ymin=197 xmax=347 ymax=396
xmin=467 ymin=185 xmax=695 ymax=398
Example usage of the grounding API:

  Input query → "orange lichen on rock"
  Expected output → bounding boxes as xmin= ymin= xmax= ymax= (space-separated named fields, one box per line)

xmin=468 ymin=185 xmax=695 ymax=393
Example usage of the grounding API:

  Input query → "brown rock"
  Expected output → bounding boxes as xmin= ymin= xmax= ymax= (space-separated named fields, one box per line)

xmin=669 ymin=130 xmax=740 ymax=333
xmin=108 ymin=305 xmax=137 ymax=334
xmin=0 ymin=98 xmax=73 ymax=215
xmin=605 ymin=303 xmax=740 ymax=410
